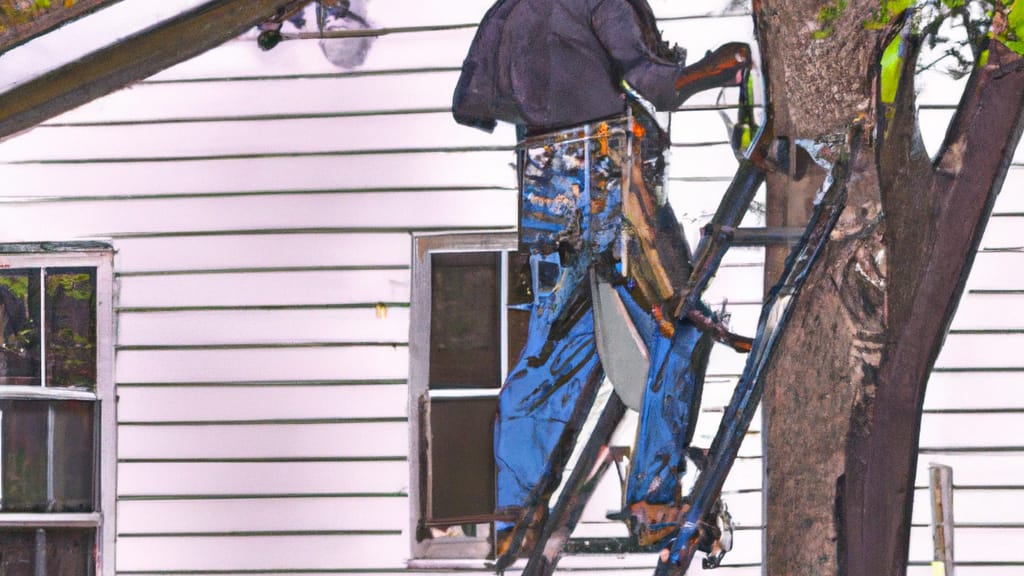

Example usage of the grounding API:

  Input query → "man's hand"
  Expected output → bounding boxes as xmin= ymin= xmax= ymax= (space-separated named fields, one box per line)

xmin=674 ymin=42 xmax=753 ymax=106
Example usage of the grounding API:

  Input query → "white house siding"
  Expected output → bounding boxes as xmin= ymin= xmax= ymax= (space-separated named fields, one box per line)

xmin=0 ymin=1 xmax=1020 ymax=574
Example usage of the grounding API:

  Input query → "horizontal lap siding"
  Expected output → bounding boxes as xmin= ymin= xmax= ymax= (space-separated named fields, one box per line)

xmin=0 ymin=152 xmax=515 ymax=200
xmin=2 ymin=111 xmax=512 ymax=161
xmin=116 ymin=347 xmax=409 ymax=383
xmin=0 ymin=1 xmax=1020 ymax=575
xmin=1 ymin=1 xmax=491 ymax=572
xmin=117 ymin=385 xmax=408 ymax=422
xmin=118 ymin=461 xmax=410 ymax=497
xmin=117 ymin=269 xmax=412 ymax=309
xmin=113 ymin=232 xmax=413 ymax=272
xmin=118 ymin=421 xmax=408 ymax=460
xmin=0 ymin=3 xmax=759 ymax=574
xmin=117 ymin=308 xmax=411 ymax=346
xmin=0 ymin=190 xmax=519 ymax=239
xmin=117 ymin=533 xmax=409 ymax=571
xmin=47 ymin=73 xmax=465 ymax=125
xmin=117 ymin=497 xmax=409 ymax=533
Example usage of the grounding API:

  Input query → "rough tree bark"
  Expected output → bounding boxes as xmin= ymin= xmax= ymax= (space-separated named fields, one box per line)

xmin=752 ymin=1 xmax=1024 ymax=575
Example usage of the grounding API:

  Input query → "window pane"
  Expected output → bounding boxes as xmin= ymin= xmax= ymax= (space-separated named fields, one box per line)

xmin=0 ymin=529 xmax=34 ymax=576
xmin=1 ymin=401 xmax=47 ymax=511
xmin=46 ymin=528 xmax=95 ymax=576
xmin=0 ymin=528 xmax=95 ymax=576
xmin=429 ymin=397 xmax=496 ymax=520
xmin=45 ymin=269 xmax=97 ymax=389
xmin=0 ymin=269 xmax=41 ymax=387
xmin=52 ymin=401 xmax=95 ymax=512
xmin=507 ymin=251 xmax=532 ymax=374
xmin=0 ymin=400 xmax=95 ymax=512
xmin=429 ymin=253 xmax=501 ymax=389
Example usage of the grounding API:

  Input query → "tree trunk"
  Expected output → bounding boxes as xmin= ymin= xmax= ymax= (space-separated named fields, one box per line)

xmin=753 ymin=2 xmax=1024 ymax=575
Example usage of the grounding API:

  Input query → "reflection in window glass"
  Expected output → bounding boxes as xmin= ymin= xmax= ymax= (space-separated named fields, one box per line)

xmin=52 ymin=401 xmax=95 ymax=512
xmin=0 ymin=401 xmax=47 ymax=511
xmin=0 ymin=528 xmax=95 ymax=576
xmin=0 ymin=400 xmax=95 ymax=512
xmin=46 ymin=528 xmax=95 ymax=576
xmin=0 ymin=529 xmax=36 ymax=576
xmin=45 ymin=269 xmax=96 ymax=389
xmin=0 ymin=270 xmax=41 ymax=387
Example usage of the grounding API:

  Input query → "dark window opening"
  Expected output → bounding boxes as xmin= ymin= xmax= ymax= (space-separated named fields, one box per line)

xmin=429 ymin=397 xmax=497 ymax=522
xmin=418 ymin=246 xmax=532 ymax=558
xmin=429 ymin=252 xmax=502 ymax=389
xmin=0 ymin=528 xmax=95 ymax=576
xmin=0 ymin=400 xmax=96 ymax=513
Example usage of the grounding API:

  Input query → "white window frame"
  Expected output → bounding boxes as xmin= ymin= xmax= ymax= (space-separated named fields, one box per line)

xmin=409 ymin=231 xmax=647 ymax=569
xmin=408 ymin=231 xmax=518 ymax=568
xmin=0 ymin=243 xmax=116 ymax=576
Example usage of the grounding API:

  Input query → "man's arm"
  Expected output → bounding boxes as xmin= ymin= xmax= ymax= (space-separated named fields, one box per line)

xmin=591 ymin=0 xmax=683 ymax=109
xmin=591 ymin=0 xmax=750 ymax=109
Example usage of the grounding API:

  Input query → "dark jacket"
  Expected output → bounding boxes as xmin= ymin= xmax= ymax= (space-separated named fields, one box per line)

xmin=453 ymin=0 xmax=686 ymax=132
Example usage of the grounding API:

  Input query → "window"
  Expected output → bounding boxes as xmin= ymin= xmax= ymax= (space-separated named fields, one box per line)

xmin=410 ymin=232 xmax=637 ymax=568
xmin=409 ymin=232 xmax=530 ymax=563
xmin=0 ymin=245 xmax=115 ymax=576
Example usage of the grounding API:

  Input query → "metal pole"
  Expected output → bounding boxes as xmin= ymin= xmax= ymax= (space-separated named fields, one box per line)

xmin=929 ymin=463 xmax=955 ymax=576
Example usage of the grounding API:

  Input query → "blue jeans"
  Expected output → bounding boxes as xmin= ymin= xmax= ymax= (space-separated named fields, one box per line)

xmin=495 ymin=108 xmax=711 ymax=546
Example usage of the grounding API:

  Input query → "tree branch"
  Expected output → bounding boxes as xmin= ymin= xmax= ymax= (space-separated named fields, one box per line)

xmin=934 ymin=43 xmax=1024 ymax=186
xmin=875 ymin=30 xmax=927 ymax=188
xmin=874 ymin=26 xmax=937 ymax=330
xmin=844 ymin=37 xmax=1024 ymax=576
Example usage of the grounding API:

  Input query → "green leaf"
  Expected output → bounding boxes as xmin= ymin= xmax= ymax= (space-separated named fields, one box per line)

xmin=739 ymin=124 xmax=753 ymax=151
xmin=1005 ymin=38 xmax=1024 ymax=54
xmin=865 ymin=0 xmax=913 ymax=30
xmin=880 ymin=35 xmax=904 ymax=104
xmin=997 ymin=0 xmax=1024 ymax=56
xmin=885 ymin=0 xmax=913 ymax=18
xmin=1009 ymin=0 xmax=1024 ymax=38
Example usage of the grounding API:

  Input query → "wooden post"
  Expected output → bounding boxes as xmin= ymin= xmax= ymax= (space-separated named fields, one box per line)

xmin=929 ymin=464 xmax=955 ymax=576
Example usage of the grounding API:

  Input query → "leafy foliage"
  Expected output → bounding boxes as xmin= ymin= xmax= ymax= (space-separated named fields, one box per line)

xmin=866 ymin=0 xmax=916 ymax=28
xmin=998 ymin=0 xmax=1024 ymax=54
xmin=729 ymin=0 xmax=1013 ymax=77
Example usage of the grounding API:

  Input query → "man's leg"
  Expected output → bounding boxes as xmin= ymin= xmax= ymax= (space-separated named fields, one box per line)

xmin=610 ymin=286 xmax=714 ymax=547
xmin=494 ymin=273 xmax=605 ymax=568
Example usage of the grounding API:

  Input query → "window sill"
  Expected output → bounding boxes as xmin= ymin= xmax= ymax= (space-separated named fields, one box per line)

xmin=0 ymin=512 xmax=101 ymax=527
xmin=0 ymin=385 xmax=97 ymax=401
xmin=411 ymin=534 xmax=493 ymax=563
xmin=407 ymin=558 xmax=497 ymax=571
xmin=408 ymin=554 xmax=668 ymax=571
